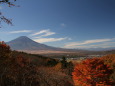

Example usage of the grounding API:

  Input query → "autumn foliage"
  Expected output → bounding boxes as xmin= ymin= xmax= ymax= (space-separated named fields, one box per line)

xmin=1 ymin=42 xmax=114 ymax=86
xmin=0 ymin=42 xmax=74 ymax=86
xmin=0 ymin=41 xmax=11 ymax=58
xmin=101 ymin=54 xmax=115 ymax=84
xmin=72 ymin=58 xmax=112 ymax=86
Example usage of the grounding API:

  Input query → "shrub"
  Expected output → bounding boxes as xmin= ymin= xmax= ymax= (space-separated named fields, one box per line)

xmin=72 ymin=58 xmax=112 ymax=86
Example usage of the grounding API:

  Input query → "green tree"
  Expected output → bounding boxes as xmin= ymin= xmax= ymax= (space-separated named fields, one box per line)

xmin=61 ymin=56 xmax=67 ymax=69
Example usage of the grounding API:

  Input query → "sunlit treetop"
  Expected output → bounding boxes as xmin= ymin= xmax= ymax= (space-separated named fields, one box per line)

xmin=72 ymin=58 xmax=113 ymax=86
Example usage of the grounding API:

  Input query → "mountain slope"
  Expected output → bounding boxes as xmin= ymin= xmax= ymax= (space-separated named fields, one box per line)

xmin=7 ymin=36 xmax=57 ymax=50
xmin=7 ymin=36 xmax=86 ymax=54
xmin=6 ymin=36 xmax=115 ymax=54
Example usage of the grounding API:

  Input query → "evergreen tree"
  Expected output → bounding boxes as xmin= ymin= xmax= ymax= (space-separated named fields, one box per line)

xmin=61 ymin=56 xmax=67 ymax=69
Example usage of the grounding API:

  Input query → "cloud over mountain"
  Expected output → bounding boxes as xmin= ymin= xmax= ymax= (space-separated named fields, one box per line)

xmin=64 ymin=38 xmax=115 ymax=49
xmin=34 ymin=37 xmax=68 ymax=43
xmin=30 ymin=29 xmax=70 ymax=43
xmin=31 ymin=29 xmax=55 ymax=37
xmin=9 ymin=30 xmax=32 ymax=34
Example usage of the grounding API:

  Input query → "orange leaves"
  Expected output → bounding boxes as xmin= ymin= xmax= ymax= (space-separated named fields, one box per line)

xmin=0 ymin=41 xmax=9 ymax=47
xmin=0 ymin=41 xmax=10 ymax=51
xmin=0 ymin=41 xmax=11 ymax=58
xmin=100 ymin=54 xmax=115 ymax=84
xmin=72 ymin=58 xmax=112 ymax=86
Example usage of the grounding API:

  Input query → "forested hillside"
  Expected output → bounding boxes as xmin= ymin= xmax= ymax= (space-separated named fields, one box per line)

xmin=0 ymin=42 xmax=74 ymax=86
xmin=0 ymin=42 xmax=115 ymax=86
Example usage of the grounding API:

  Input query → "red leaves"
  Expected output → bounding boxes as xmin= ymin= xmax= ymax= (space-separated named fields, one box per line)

xmin=0 ymin=41 xmax=11 ymax=58
xmin=0 ymin=41 xmax=9 ymax=48
xmin=72 ymin=58 xmax=112 ymax=86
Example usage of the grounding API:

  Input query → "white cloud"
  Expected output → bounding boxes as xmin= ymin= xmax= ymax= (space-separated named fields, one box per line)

xmin=34 ymin=37 xmax=67 ymax=43
xmin=31 ymin=29 xmax=71 ymax=43
xmin=31 ymin=29 xmax=55 ymax=38
xmin=60 ymin=23 xmax=66 ymax=27
xmin=31 ymin=29 xmax=49 ymax=36
xmin=9 ymin=30 xmax=32 ymax=34
xmin=64 ymin=38 xmax=115 ymax=48
xmin=66 ymin=45 xmax=115 ymax=49
xmin=68 ymin=38 xmax=72 ymax=40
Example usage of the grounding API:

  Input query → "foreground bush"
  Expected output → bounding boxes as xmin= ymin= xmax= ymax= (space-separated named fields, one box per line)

xmin=101 ymin=54 xmax=115 ymax=84
xmin=72 ymin=58 xmax=112 ymax=86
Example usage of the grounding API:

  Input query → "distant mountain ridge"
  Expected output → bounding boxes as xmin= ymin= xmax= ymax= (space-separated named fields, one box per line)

xmin=7 ymin=36 xmax=58 ymax=51
xmin=7 ymin=36 xmax=81 ymax=54
xmin=7 ymin=36 xmax=115 ymax=54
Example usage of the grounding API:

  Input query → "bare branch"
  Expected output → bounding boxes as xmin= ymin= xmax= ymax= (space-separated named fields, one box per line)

xmin=0 ymin=0 xmax=17 ymax=28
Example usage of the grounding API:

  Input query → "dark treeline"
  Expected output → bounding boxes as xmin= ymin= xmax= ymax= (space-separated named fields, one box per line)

xmin=0 ymin=42 xmax=74 ymax=86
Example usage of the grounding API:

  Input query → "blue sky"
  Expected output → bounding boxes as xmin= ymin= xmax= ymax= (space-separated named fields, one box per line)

xmin=0 ymin=0 xmax=115 ymax=49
